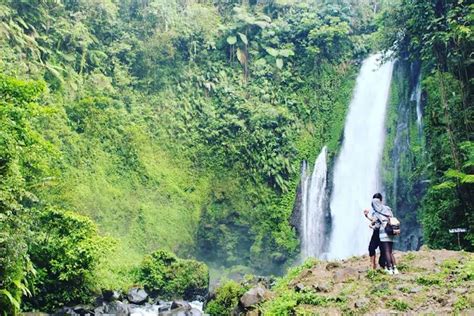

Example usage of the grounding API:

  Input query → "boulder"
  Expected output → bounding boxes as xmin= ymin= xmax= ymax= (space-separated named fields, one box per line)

xmin=240 ymin=286 xmax=271 ymax=308
xmin=313 ymin=282 xmax=332 ymax=293
xmin=102 ymin=290 xmax=121 ymax=302
xmin=94 ymin=301 xmax=129 ymax=316
xmin=54 ymin=307 xmax=78 ymax=316
xmin=333 ymin=267 xmax=358 ymax=283
xmin=157 ymin=301 xmax=173 ymax=312
xmin=72 ymin=305 xmax=94 ymax=315
xmin=127 ymin=287 xmax=148 ymax=304
xmin=170 ymin=300 xmax=192 ymax=310
xmin=294 ymin=283 xmax=305 ymax=292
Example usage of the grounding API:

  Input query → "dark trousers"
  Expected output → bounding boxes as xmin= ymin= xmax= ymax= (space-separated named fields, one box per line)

xmin=368 ymin=228 xmax=386 ymax=268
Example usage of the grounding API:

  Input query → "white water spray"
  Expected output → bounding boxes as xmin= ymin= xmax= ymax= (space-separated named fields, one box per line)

xmin=327 ymin=54 xmax=394 ymax=259
xmin=300 ymin=146 xmax=328 ymax=259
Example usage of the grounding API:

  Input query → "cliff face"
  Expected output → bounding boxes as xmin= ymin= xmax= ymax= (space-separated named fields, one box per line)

xmin=382 ymin=60 xmax=426 ymax=251
xmin=252 ymin=249 xmax=473 ymax=315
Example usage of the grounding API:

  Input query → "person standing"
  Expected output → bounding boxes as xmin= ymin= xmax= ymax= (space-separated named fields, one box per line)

xmin=370 ymin=193 xmax=399 ymax=275
xmin=364 ymin=194 xmax=386 ymax=270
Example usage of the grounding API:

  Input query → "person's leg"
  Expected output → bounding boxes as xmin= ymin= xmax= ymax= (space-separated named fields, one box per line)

xmin=378 ymin=248 xmax=386 ymax=268
xmin=388 ymin=242 xmax=396 ymax=267
xmin=368 ymin=230 xmax=378 ymax=269
xmin=380 ymin=242 xmax=393 ymax=269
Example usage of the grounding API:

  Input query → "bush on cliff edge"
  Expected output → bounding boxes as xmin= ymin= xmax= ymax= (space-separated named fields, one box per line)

xmin=137 ymin=250 xmax=209 ymax=300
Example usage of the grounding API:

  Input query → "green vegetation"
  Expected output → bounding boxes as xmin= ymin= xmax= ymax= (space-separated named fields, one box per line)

xmin=381 ymin=59 xmax=426 ymax=250
xmin=0 ymin=0 xmax=381 ymax=312
xmin=378 ymin=0 xmax=473 ymax=250
xmin=205 ymin=280 xmax=248 ymax=316
xmin=0 ymin=76 xmax=54 ymax=315
xmin=25 ymin=209 xmax=114 ymax=312
xmin=0 ymin=0 xmax=471 ymax=313
xmin=137 ymin=250 xmax=209 ymax=300
xmin=386 ymin=299 xmax=410 ymax=312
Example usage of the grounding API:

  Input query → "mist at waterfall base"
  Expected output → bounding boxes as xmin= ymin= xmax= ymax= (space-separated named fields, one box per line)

xmin=299 ymin=54 xmax=394 ymax=261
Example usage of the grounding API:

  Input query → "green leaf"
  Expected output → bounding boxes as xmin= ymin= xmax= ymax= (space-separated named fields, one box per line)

xmin=265 ymin=47 xmax=279 ymax=57
xmin=226 ymin=36 xmax=237 ymax=45
xmin=445 ymin=169 xmax=464 ymax=179
xmin=279 ymin=49 xmax=294 ymax=58
xmin=461 ymin=174 xmax=474 ymax=184
xmin=432 ymin=181 xmax=456 ymax=190
xmin=253 ymin=21 xmax=270 ymax=29
xmin=276 ymin=58 xmax=283 ymax=69
xmin=237 ymin=32 xmax=248 ymax=45
xmin=236 ymin=48 xmax=246 ymax=65
xmin=0 ymin=289 xmax=20 ymax=310
xmin=259 ymin=14 xmax=272 ymax=23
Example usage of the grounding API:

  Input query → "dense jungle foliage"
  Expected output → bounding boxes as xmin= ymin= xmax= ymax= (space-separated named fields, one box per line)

xmin=377 ymin=0 xmax=473 ymax=250
xmin=0 ymin=0 xmax=379 ymax=312
xmin=0 ymin=0 xmax=471 ymax=314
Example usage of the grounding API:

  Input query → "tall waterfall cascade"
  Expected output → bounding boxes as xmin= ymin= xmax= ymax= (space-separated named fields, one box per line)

xmin=300 ymin=146 xmax=328 ymax=259
xmin=327 ymin=54 xmax=394 ymax=260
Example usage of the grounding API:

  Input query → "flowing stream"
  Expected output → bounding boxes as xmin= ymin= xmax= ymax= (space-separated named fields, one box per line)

xmin=327 ymin=54 xmax=394 ymax=259
xmin=300 ymin=146 xmax=328 ymax=259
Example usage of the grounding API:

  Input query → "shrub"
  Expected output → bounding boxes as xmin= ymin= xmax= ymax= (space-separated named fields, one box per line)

xmin=205 ymin=280 xmax=248 ymax=316
xmin=24 ymin=209 xmax=114 ymax=312
xmin=137 ymin=250 xmax=209 ymax=300
xmin=0 ymin=75 xmax=51 ymax=315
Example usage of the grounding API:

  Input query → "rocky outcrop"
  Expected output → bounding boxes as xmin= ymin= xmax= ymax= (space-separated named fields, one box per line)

xmin=239 ymin=286 xmax=272 ymax=308
xmin=247 ymin=249 xmax=473 ymax=315
xmin=127 ymin=287 xmax=148 ymax=304
xmin=45 ymin=288 xmax=205 ymax=316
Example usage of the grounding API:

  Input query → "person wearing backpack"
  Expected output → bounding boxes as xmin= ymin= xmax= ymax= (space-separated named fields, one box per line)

xmin=370 ymin=193 xmax=399 ymax=275
xmin=364 ymin=202 xmax=386 ymax=270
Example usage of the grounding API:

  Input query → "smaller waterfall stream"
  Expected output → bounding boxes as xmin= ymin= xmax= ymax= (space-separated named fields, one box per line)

xmin=411 ymin=74 xmax=423 ymax=131
xmin=300 ymin=146 xmax=328 ymax=259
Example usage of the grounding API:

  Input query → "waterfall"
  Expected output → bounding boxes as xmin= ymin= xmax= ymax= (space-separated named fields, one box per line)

xmin=410 ymin=74 xmax=423 ymax=132
xmin=327 ymin=54 xmax=394 ymax=260
xmin=300 ymin=146 xmax=328 ymax=259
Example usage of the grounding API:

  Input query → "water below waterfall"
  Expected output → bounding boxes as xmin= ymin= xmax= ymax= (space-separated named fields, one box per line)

xmin=300 ymin=146 xmax=328 ymax=259
xmin=327 ymin=54 xmax=394 ymax=260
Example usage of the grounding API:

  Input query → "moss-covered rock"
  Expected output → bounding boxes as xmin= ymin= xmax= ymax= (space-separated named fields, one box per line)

xmin=205 ymin=280 xmax=249 ymax=316
xmin=137 ymin=250 xmax=209 ymax=300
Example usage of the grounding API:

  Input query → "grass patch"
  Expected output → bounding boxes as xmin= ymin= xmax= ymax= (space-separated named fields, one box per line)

xmin=416 ymin=274 xmax=443 ymax=286
xmin=386 ymin=299 xmax=411 ymax=311
xmin=366 ymin=269 xmax=390 ymax=282
xmin=453 ymin=296 xmax=471 ymax=311
xmin=396 ymin=262 xmax=410 ymax=272
xmin=403 ymin=252 xmax=417 ymax=261
xmin=370 ymin=282 xmax=392 ymax=297
xmin=272 ymin=258 xmax=318 ymax=291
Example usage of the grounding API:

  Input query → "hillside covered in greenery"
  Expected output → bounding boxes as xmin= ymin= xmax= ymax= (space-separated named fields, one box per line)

xmin=0 ymin=0 xmax=472 ymax=314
